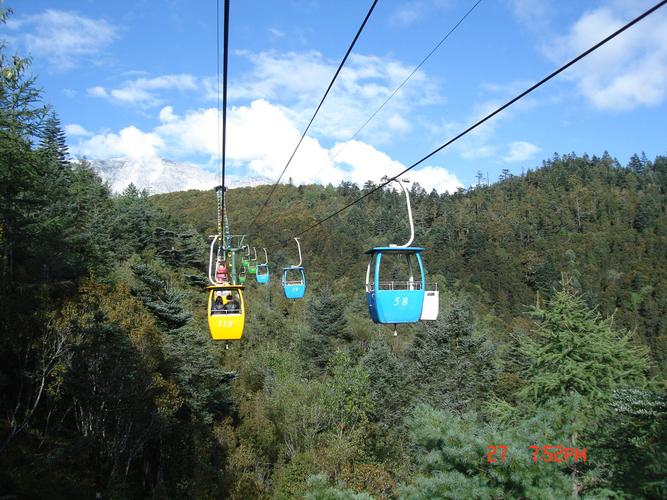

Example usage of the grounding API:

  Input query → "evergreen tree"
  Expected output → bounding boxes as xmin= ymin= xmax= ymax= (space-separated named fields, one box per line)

xmin=360 ymin=339 xmax=411 ymax=461
xmin=38 ymin=111 xmax=69 ymax=167
xmin=595 ymin=388 xmax=667 ymax=498
xmin=514 ymin=280 xmax=654 ymax=495
xmin=300 ymin=288 xmax=351 ymax=369
xmin=519 ymin=281 xmax=650 ymax=406
xmin=407 ymin=299 xmax=496 ymax=412
xmin=306 ymin=287 xmax=349 ymax=339
xmin=131 ymin=262 xmax=192 ymax=331
xmin=634 ymin=193 xmax=659 ymax=231
xmin=361 ymin=340 xmax=409 ymax=426
xmin=399 ymin=405 xmax=572 ymax=499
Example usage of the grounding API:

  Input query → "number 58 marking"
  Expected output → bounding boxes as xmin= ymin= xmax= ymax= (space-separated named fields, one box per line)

xmin=393 ymin=297 xmax=409 ymax=306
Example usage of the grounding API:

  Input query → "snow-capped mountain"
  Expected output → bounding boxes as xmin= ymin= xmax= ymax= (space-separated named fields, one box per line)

xmin=89 ymin=157 xmax=272 ymax=194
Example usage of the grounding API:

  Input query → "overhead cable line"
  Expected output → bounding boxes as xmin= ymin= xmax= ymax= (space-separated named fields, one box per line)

xmin=216 ymin=0 xmax=221 ymax=189
xmin=219 ymin=0 xmax=230 ymax=221
xmin=310 ymin=0 xmax=483 ymax=181
xmin=252 ymin=0 xmax=483 ymax=238
xmin=286 ymin=0 xmax=667 ymax=243
xmin=247 ymin=0 xmax=379 ymax=230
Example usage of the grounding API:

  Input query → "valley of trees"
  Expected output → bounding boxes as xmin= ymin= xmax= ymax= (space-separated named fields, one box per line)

xmin=2 ymin=11 xmax=666 ymax=499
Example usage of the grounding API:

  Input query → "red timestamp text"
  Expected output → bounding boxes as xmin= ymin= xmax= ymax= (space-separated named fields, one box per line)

xmin=486 ymin=444 xmax=587 ymax=463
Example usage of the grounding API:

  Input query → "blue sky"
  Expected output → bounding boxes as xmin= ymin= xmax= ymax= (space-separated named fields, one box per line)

xmin=2 ymin=0 xmax=666 ymax=191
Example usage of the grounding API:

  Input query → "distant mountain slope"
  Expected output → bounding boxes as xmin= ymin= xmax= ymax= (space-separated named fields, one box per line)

xmin=152 ymin=153 xmax=667 ymax=366
xmin=90 ymin=157 xmax=271 ymax=194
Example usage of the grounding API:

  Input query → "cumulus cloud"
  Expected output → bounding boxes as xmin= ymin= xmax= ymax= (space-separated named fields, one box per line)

xmin=71 ymin=100 xmax=462 ymax=193
xmin=544 ymin=3 xmax=667 ymax=110
xmin=64 ymin=124 xmax=92 ymax=137
xmin=88 ymin=74 xmax=198 ymax=107
xmin=503 ymin=141 xmax=541 ymax=162
xmin=510 ymin=0 xmax=554 ymax=32
xmin=332 ymin=141 xmax=462 ymax=193
xmin=389 ymin=0 xmax=453 ymax=26
xmin=208 ymin=50 xmax=439 ymax=143
xmin=6 ymin=9 xmax=117 ymax=70
xmin=390 ymin=2 xmax=427 ymax=25
xmin=76 ymin=126 xmax=164 ymax=161
xmin=87 ymin=86 xmax=109 ymax=99
xmin=159 ymin=106 xmax=178 ymax=123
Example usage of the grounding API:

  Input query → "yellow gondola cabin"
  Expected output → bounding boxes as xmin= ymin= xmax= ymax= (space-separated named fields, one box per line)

xmin=207 ymin=284 xmax=245 ymax=341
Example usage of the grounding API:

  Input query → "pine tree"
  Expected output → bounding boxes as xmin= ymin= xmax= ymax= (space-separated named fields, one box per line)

xmin=633 ymin=193 xmax=659 ymax=232
xmin=519 ymin=281 xmax=650 ymax=406
xmin=399 ymin=405 xmax=571 ymax=499
xmin=517 ymin=279 xmax=652 ymax=495
xmin=131 ymin=263 xmax=192 ymax=331
xmin=39 ymin=111 xmax=69 ymax=167
xmin=406 ymin=300 xmax=496 ymax=412
xmin=306 ymin=287 xmax=349 ymax=340
xmin=361 ymin=340 xmax=408 ymax=425
xmin=595 ymin=388 xmax=667 ymax=498
xmin=360 ymin=339 xmax=411 ymax=461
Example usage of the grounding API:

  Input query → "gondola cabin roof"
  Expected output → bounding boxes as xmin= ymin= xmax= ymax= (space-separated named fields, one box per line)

xmin=365 ymin=246 xmax=425 ymax=254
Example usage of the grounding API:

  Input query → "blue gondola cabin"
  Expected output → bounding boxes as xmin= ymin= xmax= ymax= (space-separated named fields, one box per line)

xmin=256 ymin=263 xmax=269 ymax=284
xmin=365 ymin=246 xmax=427 ymax=324
xmin=282 ymin=266 xmax=306 ymax=299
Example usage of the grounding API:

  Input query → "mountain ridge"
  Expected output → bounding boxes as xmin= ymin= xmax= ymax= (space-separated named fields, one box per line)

xmin=89 ymin=156 xmax=272 ymax=194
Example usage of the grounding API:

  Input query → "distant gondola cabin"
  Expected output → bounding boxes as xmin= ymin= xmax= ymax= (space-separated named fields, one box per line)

xmin=282 ymin=266 xmax=306 ymax=299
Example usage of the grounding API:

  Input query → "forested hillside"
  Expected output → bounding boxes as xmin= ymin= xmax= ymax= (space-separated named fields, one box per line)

xmin=155 ymin=153 xmax=667 ymax=370
xmin=2 ymin=14 xmax=666 ymax=500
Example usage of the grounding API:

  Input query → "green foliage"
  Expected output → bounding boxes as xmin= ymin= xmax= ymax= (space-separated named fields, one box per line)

xmin=399 ymin=405 xmax=573 ymax=499
xmin=595 ymin=389 xmax=667 ymax=497
xmin=38 ymin=111 xmax=69 ymax=167
xmin=361 ymin=339 xmax=409 ymax=426
xmin=298 ymin=287 xmax=352 ymax=370
xmin=307 ymin=287 xmax=350 ymax=339
xmin=131 ymin=262 xmax=193 ymax=330
xmin=323 ymin=350 xmax=372 ymax=434
xmin=519 ymin=281 xmax=650 ymax=406
xmin=407 ymin=298 xmax=497 ymax=412
xmin=63 ymin=287 xmax=161 ymax=490
xmin=1 ymin=21 xmax=666 ymax=496
xmin=303 ymin=474 xmax=374 ymax=500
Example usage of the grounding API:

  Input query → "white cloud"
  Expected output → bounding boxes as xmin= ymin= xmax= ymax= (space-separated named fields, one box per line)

xmin=87 ymin=86 xmax=109 ymax=98
xmin=432 ymin=79 xmax=541 ymax=162
xmin=156 ymin=106 xmax=220 ymax=158
xmin=460 ymin=143 xmax=496 ymax=160
xmin=64 ymin=124 xmax=91 ymax=137
xmin=6 ymin=10 xmax=117 ymax=70
xmin=76 ymin=126 xmax=164 ymax=161
xmin=331 ymin=141 xmax=462 ymax=193
xmin=159 ymin=106 xmax=178 ymax=123
xmin=209 ymin=50 xmax=439 ymax=144
xmin=408 ymin=165 xmax=463 ymax=193
xmin=510 ymin=0 xmax=554 ymax=32
xmin=503 ymin=141 xmax=541 ymax=162
xmin=71 ymin=99 xmax=461 ymax=193
xmin=388 ymin=0 xmax=456 ymax=26
xmin=544 ymin=4 xmax=667 ymax=110
xmin=390 ymin=2 xmax=427 ymax=25
xmin=88 ymin=74 xmax=198 ymax=107
xmin=268 ymin=27 xmax=285 ymax=38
